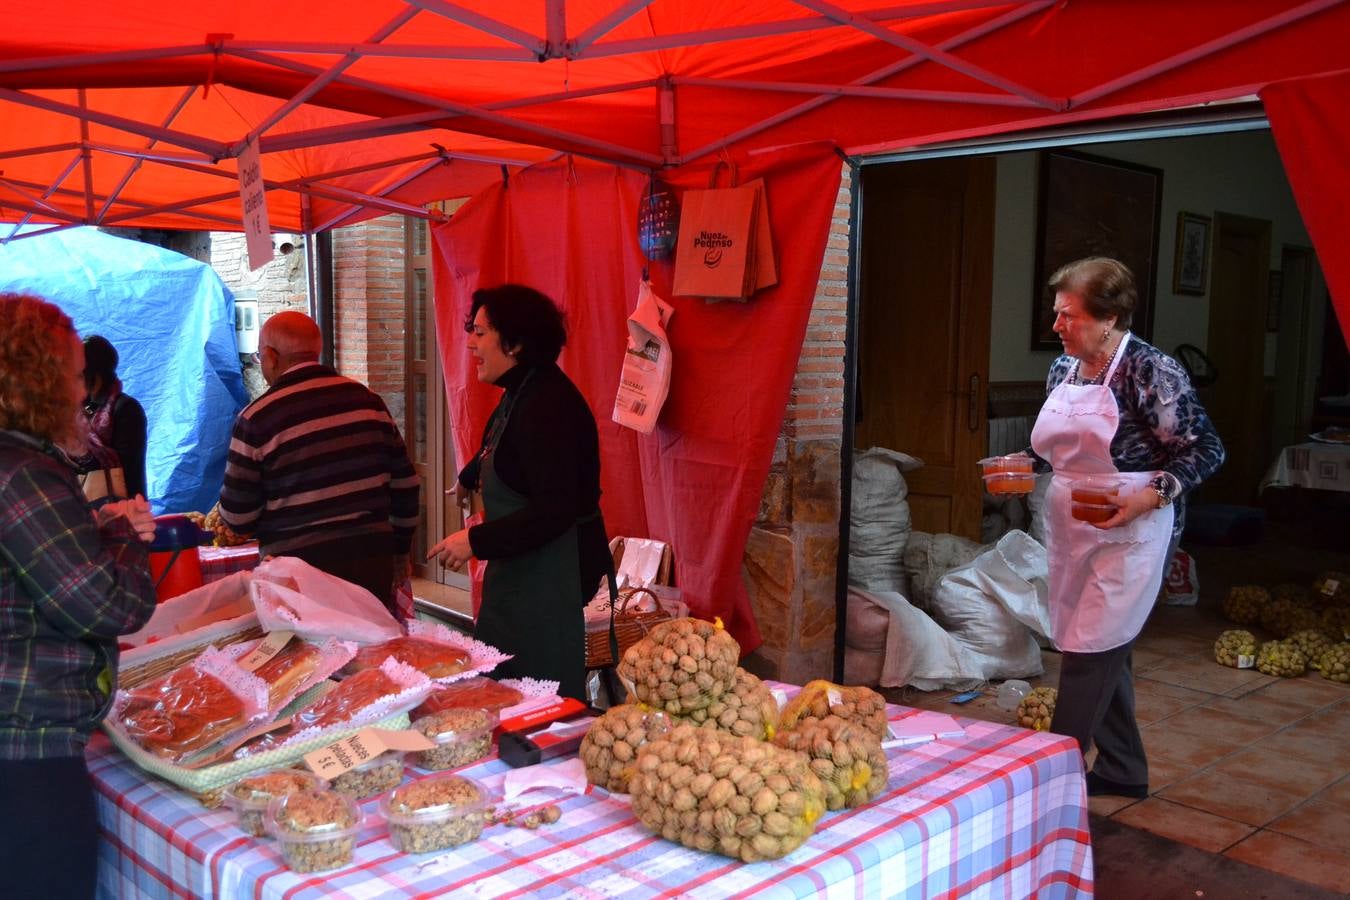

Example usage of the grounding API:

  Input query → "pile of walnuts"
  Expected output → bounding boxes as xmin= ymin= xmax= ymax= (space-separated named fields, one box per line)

xmin=772 ymin=715 xmax=887 ymax=811
xmin=627 ymin=724 xmax=827 ymax=862
xmin=1213 ymin=630 xmax=1258 ymax=669
xmin=618 ymin=618 xmax=740 ymax=715
xmin=778 ymin=680 xmax=888 ymax=741
xmin=676 ymin=668 xmax=779 ymax=741
xmin=579 ymin=704 xmax=671 ymax=793
xmin=1222 ymin=586 xmax=1269 ymax=626
xmin=1016 ymin=687 xmax=1057 ymax=731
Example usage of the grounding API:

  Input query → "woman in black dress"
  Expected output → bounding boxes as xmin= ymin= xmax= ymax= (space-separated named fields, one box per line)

xmin=428 ymin=285 xmax=611 ymax=700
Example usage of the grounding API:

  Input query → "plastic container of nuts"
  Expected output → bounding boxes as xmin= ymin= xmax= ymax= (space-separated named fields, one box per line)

xmin=412 ymin=707 xmax=495 ymax=771
xmin=224 ymin=769 xmax=327 ymax=837
xmin=381 ymin=773 xmax=489 ymax=854
xmin=267 ymin=788 xmax=361 ymax=873
xmin=330 ymin=749 xmax=406 ymax=801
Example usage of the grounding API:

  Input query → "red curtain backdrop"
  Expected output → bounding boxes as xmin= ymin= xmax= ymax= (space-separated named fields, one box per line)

xmin=431 ymin=145 xmax=842 ymax=652
xmin=1262 ymin=69 xmax=1350 ymax=347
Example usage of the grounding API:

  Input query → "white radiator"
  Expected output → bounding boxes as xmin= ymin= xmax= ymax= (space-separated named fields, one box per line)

xmin=988 ymin=415 xmax=1033 ymax=457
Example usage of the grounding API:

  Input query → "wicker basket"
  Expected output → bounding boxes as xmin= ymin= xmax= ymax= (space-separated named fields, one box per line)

xmin=585 ymin=587 xmax=675 ymax=668
xmin=118 ymin=619 xmax=265 ymax=689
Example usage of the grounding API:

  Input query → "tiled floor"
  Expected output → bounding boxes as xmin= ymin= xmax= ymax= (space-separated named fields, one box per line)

xmin=883 ymin=509 xmax=1350 ymax=895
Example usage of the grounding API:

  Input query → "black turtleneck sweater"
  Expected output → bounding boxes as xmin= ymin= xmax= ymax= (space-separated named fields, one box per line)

xmin=459 ymin=362 xmax=611 ymax=599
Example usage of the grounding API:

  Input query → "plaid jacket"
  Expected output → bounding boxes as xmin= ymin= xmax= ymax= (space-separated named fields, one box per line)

xmin=0 ymin=429 xmax=157 ymax=759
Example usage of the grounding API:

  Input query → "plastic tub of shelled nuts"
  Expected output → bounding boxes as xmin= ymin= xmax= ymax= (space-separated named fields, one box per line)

xmin=380 ymin=773 xmax=489 ymax=854
xmin=979 ymin=455 xmax=1035 ymax=496
xmin=267 ymin=789 xmax=360 ymax=873
xmin=412 ymin=708 xmax=495 ymax=771
xmin=330 ymin=750 xmax=406 ymax=801
xmin=224 ymin=768 xmax=327 ymax=837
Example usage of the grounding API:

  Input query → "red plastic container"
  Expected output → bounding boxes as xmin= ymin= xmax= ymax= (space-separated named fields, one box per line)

xmin=148 ymin=515 xmax=206 ymax=602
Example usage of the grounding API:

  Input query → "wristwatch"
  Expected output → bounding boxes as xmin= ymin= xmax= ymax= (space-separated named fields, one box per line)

xmin=1149 ymin=474 xmax=1173 ymax=508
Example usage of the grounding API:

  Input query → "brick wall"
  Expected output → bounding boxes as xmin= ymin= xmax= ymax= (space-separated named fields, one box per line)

xmin=743 ymin=164 xmax=851 ymax=684
xmin=332 ymin=215 xmax=408 ymax=425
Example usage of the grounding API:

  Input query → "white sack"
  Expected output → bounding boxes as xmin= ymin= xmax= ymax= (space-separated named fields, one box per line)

xmin=251 ymin=556 xmax=402 ymax=644
xmin=929 ymin=532 xmax=1046 ymax=681
xmin=848 ymin=447 xmax=922 ymax=594
xmin=850 ymin=587 xmax=983 ymax=691
xmin=902 ymin=531 xmax=988 ymax=611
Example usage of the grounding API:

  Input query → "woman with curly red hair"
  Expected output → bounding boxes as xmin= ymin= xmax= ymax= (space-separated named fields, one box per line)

xmin=0 ymin=292 xmax=158 ymax=899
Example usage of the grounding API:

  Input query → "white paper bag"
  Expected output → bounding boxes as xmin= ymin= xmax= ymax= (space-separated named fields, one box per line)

xmin=250 ymin=556 xmax=402 ymax=644
xmin=612 ymin=280 xmax=674 ymax=435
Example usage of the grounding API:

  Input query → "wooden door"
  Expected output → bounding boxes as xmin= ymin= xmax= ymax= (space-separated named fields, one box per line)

xmin=1201 ymin=212 xmax=1271 ymax=505
xmin=855 ymin=157 xmax=994 ymax=540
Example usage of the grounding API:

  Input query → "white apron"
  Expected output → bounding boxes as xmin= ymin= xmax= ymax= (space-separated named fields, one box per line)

xmin=1031 ymin=334 xmax=1174 ymax=652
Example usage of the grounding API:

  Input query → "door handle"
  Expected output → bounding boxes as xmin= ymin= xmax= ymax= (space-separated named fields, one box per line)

xmin=968 ymin=373 xmax=980 ymax=432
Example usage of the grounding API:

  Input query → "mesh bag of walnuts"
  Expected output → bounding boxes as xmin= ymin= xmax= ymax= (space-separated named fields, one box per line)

xmin=1222 ymin=586 xmax=1268 ymax=626
xmin=675 ymin=667 xmax=779 ymax=741
xmin=617 ymin=618 xmax=740 ymax=714
xmin=1213 ymin=630 xmax=1257 ymax=669
xmin=628 ymin=724 xmax=826 ymax=862
xmin=1287 ymin=629 xmax=1332 ymax=671
xmin=772 ymin=714 xmax=888 ymax=810
xmin=1255 ymin=639 xmax=1306 ymax=677
xmin=1315 ymin=642 xmax=1350 ymax=683
xmin=1016 ymin=687 xmax=1057 ymax=731
xmin=1321 ymin=606 xmax=1350 ymax=642
xmin=580 ymin=704 xmax=672 ymax=793
xmin=777 ymin=680 xmax=888 ymax=741
xmin=1273 ymin=583 xmax=1315 ymax=608
xmin=1261 ymin=597 xmax=1320 ymax=639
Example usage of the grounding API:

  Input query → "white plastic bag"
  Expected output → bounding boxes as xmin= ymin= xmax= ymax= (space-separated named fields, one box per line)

xmin=929 ymin=531 xmax=1046 ymax=680
xmin=250 ymin=556 xmax=402 ymax=644
xmin=122 ymin=570 xmax=255 ymax=648
xmin=612 ymin=280 xmax=674 ymax=434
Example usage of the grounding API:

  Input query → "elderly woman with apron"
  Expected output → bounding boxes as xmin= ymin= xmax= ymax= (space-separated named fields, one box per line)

xmin=428 ymin=285 xmax=613 ymax=701
xmin=1029 ymin=258 xmax=1224 ymax=798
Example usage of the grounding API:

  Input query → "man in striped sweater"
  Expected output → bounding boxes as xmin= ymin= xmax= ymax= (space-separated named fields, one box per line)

xmin=219 ymin=312 xmax=419 ymax=615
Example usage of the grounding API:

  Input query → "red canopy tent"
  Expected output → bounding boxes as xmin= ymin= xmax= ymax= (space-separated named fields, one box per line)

xmin=4 ymin=1 xmax=1348 ymax=646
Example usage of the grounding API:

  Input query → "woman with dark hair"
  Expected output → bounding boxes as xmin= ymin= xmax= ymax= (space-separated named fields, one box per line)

xmin=0 ymin=294 xmax=157 ymax=899
xmin=428 ymin=284 xmax=612 ymax=700
xmin=81 ymin=334 xmax=148 ymax=499
xmin=1028 ymin=257 xmax=1224 ymax=798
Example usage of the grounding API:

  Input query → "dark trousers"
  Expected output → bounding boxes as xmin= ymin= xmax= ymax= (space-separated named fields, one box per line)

xmin=1051 ymin=641 xmax=1148 ymax=787
xmin=286 ymin=533 xmax=396 ymax=616
xmin=0 ymin=756 xmax=99 ymax=899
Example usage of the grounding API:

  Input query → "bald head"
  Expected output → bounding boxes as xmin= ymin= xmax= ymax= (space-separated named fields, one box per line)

xmin=258 ymin=311 xmax=321 ymax=385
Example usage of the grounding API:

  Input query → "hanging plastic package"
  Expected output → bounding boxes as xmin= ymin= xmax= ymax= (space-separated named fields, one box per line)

xmin=612 ymin=281 xmax=675 ymax=435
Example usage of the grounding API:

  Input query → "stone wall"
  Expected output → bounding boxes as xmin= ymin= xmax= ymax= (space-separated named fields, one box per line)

xmin=209 ymin=231 xmax=308 ymax=400
xmin=743 ymin=165 xmax=851 ymax=684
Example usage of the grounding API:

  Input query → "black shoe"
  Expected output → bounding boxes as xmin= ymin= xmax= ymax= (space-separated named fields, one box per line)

xmin=1086 ymin=772 xmax=1148 ymax=798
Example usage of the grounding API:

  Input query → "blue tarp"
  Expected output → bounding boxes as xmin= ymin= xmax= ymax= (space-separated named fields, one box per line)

xmin=0 ymin=227 xmax=248 ymax=515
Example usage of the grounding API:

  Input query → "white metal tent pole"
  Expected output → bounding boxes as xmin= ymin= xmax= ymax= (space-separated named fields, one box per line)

xmin=0 ymin=143 xmax=82 ymax=160
xmin=674 ymin=77 xmax=1038 ymax=107
xmin=259 ymin=111 xmax=456 ymax=155
xmin=678 ymin=0 xmax=1053 ymax=164
xmin=789 ymin=0 xmax=1061 ymax=110
xmin=225 ymin=38 xmax=535 ymax=62
xmin=3 ymin=154 xmax=82 ymax=240
xmin=0 ymin=87 xmax=228 ymax=158
xmin=0 ymin=174 xmax=240 ymax=229
xmin=403 ymin=0 xmax=546 ymax=55
xmin=77 ymin=89 xmax=95 ymax=221
xmin=1072 ymin=0 xmax=1348 ymax=106
xmin=313 ymin=153 xmax=454 ymax=232
xmin=96 ymin=86 xmax=198 ymax=223
xmin=564 ymin=0 xmax=654 ymax=57
xmin=228 ymin=7 xmax=421 ymax=158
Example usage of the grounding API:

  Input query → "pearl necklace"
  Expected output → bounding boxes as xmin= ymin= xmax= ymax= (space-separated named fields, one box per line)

xmin=1078 ymin=333 xmax=1125 ymax=386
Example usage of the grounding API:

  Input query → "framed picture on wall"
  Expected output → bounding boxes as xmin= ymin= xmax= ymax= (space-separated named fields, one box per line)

xmin=1031 ymin=150 xmax=1163 ymax=351
xmin=1172 ymin=211 xmax=1212 ymax=296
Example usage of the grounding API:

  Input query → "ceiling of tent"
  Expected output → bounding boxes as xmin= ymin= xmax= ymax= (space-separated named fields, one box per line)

xmin=2 ymin=0 xmax=1347 ymax=235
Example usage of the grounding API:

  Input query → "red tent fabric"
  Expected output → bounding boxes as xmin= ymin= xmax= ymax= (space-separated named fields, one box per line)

xmin=431 ymin=146 xmax=841 ymax=650
xmin=1261 ymin=69 xmax=1350 ymax=347
xmin=3 ymin=2 xmax=1349 ymax=237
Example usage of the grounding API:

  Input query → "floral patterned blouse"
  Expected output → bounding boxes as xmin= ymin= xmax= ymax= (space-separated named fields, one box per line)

xmin=1037 ymin=334 xmax=1226 ymax=539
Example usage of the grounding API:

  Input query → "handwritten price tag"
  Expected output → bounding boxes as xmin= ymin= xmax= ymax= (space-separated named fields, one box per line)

xmin=237 ymin=631 xmax=294 ymax=672
xmin=304 ymin=727 xmax=434 ymax=779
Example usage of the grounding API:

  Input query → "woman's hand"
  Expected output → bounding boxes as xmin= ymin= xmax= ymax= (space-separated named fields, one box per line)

xmin=1092 ymin=488 xmax=1160 ymax=530
xmin=428 ymin=528 xmax=474 ymax=570
xmin=97 ymin=494 xmax=156 ymax=542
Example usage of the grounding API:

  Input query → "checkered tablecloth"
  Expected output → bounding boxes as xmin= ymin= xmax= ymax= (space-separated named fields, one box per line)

xmin=91 ymin=694 xmax=1092 ymax=899
xmin=198 ymin=543 xmax=262 ymax=583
